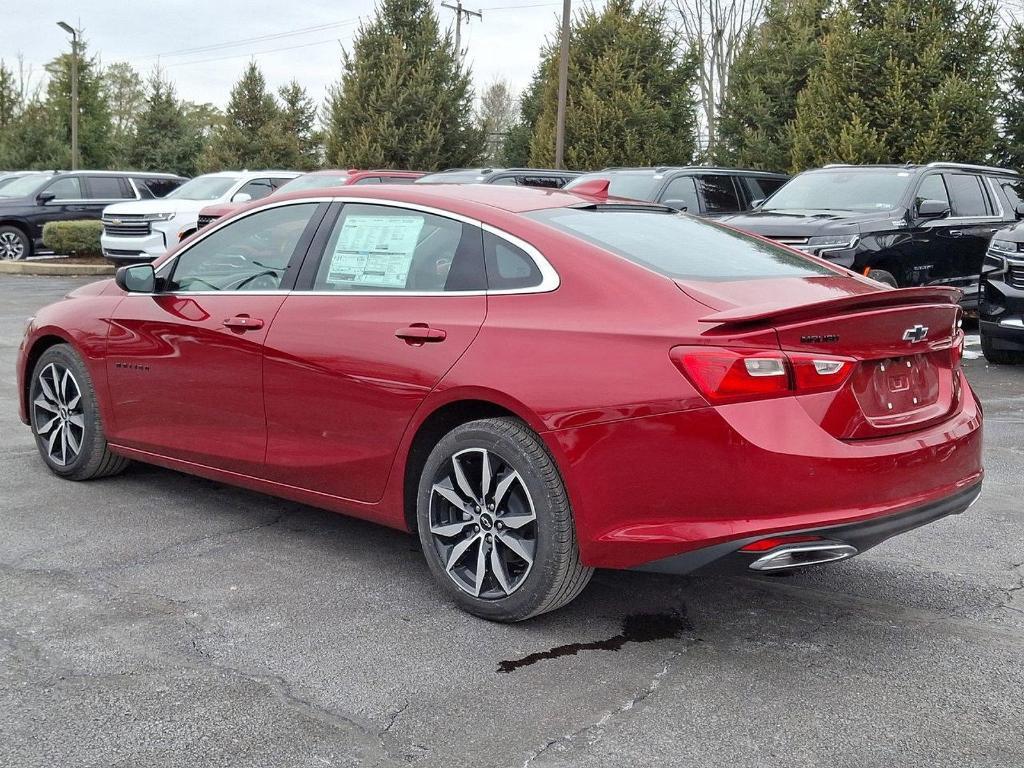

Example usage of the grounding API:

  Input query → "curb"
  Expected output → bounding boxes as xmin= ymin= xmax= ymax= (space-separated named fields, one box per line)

xmin=0 ymin=261 xmax=114 ymax=277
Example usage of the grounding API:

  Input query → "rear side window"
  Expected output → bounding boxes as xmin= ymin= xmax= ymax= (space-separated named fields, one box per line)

xmin=527 ymin=208 xmax=834 ymax=282
xmin=660 ymin=176 xmax=699 ymax=213
xmin=946 ymin=174 xmax=990 ymax=217
xmin=999 ymin=179 xmax=1024 ymax=211
xmin=741 ymin=176 xmax=786 ymax=202
xmin=696 ymin=175 xmax=742 ymax=214
xmin=136 ymin=177 xmax=181 ymax=198
xmin=483 ymin=232 xmax=543 ymax=290
xmin=515 ymin=175 xmax=563 ymax=189
xmin=311 ymin=204 xmax=485 ymax=292
xmin=234 ymin=178 xmax=275 ymax=201
xmin=86 ymin=176 xmax=132 ymax=199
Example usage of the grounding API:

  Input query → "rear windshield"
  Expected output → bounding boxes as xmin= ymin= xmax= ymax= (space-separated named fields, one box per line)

xmin=527 ymin=208 xmax=834 ymax=281
xmin=565 ymin=172 xmax=662 ymax=202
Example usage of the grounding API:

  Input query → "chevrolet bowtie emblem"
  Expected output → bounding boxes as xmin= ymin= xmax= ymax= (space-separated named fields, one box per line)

xmin=902 ymin=324 xmax=929 ymax=343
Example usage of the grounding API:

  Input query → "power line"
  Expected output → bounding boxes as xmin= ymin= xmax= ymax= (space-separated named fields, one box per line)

xmin=161 ymin=37 xmax=346 ymax=68
xmin=478 ymin=1 xmax=559 ymax=9
xmin=141 ymin=18 xmax=361 ymax=60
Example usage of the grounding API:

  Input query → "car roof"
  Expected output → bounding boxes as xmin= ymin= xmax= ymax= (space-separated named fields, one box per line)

xmin=426 ymin=168 xmax=581 ymax=176
xmin=813 ymin=162 xmax=1018 ymax=177
xmin=593 ymin=166 xmax=789 ymax=177
xmin=266 ymin=180 xmax=612 ymax=215
xmin=49 ymin=170 xmax=185 ymax=179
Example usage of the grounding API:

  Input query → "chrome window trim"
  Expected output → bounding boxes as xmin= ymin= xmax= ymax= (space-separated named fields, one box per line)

xmin=151 ymin=195 xmax=560 ymax=296
xmin=918 ymin=173 xmax=1007 ymax=224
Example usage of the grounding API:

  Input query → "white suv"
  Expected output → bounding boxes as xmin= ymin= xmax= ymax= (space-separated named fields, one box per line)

xmin=101 ymin=170 xmax=300 ymax=264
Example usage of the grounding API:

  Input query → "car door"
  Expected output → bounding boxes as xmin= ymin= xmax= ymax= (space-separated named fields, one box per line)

xmin=105 ymin=201 xmax=326 ymax=475
xmin=83 ymin=175 xmax=135 ymax=218
xmin=919 ymin=173 xmax=1000 ymax=289
xmin=262 ymin=201 xmax=488 ymax=502
xmin=31 ymin=176 xmax=90 ymax=241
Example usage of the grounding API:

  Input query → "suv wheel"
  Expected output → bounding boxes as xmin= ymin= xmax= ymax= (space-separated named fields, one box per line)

xmin=867 ymin=269 xmax=898 ymax=288
xmin=0 ymin=226 xmax=30 ymax=260
xmin=981 ymin=333 xmax=1024 ymax=365
xmin=416 ymin=417 xmax=593 ymax=622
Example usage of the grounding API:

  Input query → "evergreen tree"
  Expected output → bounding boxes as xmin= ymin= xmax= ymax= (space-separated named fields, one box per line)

xmin=1000 ymin=23 xmax=1024 ymax=170
xmin=528 ymin=0 xmax=698 ymax=169
xmin=714 ymin=0 xmax=829 ymax=171
xmin=324 ymin=0 xmax=482 ymax=169
xmin=789 ymin=0 xmax=1000 ymax=170
xmin=0 ymin=99 xmax=64 ymax=170
xmin=277 ymin=81 xmax=321 ymax=170
xmin=43 ymin=36 xmax=113 ymax=168
xmin=476 ymin=79 xmax=518 ymax=165
xmin=104 ymin=62 xmax=146 ymax=167
xmin=200 ymin=62 xmax=285 ymax=170
xmin=501 ymin=67 xmax=545 ymax=166
xmin=0 ymin=60 xmax=20 ymax=130
xmin=130 ymin=70 xmax=203 ymax=177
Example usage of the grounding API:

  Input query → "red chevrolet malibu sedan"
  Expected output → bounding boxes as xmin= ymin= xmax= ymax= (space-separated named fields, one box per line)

xmin=17 ymin=184 xmax=982 ymax=621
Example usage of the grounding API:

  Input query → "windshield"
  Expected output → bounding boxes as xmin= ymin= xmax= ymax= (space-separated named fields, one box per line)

xmin=527 ymin=208 xmax=834 ymax=282
xmin=166 ymin=176 xmax=239 ymax=201
xmin=763 ymin=170 xmax=913 ymax=212
xmin=277 ymin=173 xmax=350 ymax=192
xmin=416 ymin=171 xmax=488 ymax=184
xmin=565 ymin=172 xmax=663 ymax=202
xmin=0 ymin=174 xmax=50 ymax=198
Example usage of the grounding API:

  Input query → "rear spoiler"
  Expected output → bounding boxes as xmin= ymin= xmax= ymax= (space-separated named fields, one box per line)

xmin=698 ymin=286 xmax=962 ymax=327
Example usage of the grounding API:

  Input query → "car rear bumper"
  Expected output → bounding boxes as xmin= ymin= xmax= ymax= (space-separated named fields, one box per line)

xmin=546 ymin=370 xmax=983 ymax=570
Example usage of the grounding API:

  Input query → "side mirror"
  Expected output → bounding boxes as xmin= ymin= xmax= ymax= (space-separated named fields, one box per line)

xmin=1015 ymin=203 xmax=1024 ymax=220
xmin=115 ymin=264 xmax=156 ymax=293
xmin=231 ymin=192 xmax=252 ymax=203
xmin=36 ymin=191 xmax=56 ymax=204
xmin=662 ymin=199 xmax=689 ymax=212
xmin=917 ymin=199 xmax=950 ymax=219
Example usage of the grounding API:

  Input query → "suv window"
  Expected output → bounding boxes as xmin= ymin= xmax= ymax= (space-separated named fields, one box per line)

xmin=136 ymin=177 xmax=181 ymax=198
xmin=44 ymin=176 xmax=84 ymax=200
xmin=916 ymin=174 xmax=949 ymax=208
xmin=311 ymin=204 xmax=485 ymax=292
xmin=270 ymin=177 xmax=297 ymax=190
xmin=167 ymin=203 xmax=318 ymax=292
xmin=233 ymin=178 xmax=275 ymax=202
xmin=483 ymin=232 xmax=543 ymax=290
xmin=946 ymin=174 xmax=990 ymax=217
xmin=695 ymin=174 xmax=741 ymax=214
xmin=353 ymin=177 xmax=382 ymax=185
xmin=383 ymin=176 xmax=417 ymax=184
xmin=998 ymin=179 xmax=1024 ymax=212
xmin=661 ymin=176 xmax=699 ymax=213
xmin=741 ymin=176 xmax=786 ymax=202
xmin=86 ymin=175 xmax=132 ymax=200
xmin=516 ymin=175 xmax=563 ymax=189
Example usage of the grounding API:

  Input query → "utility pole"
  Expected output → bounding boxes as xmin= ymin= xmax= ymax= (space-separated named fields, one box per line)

xmin=554 ymin=0 xmax=571 ymax=169
xmin=57 ymin=21 xmax=79 ymax=170
xmin=441 ymin=0 xmax=481 ymax=60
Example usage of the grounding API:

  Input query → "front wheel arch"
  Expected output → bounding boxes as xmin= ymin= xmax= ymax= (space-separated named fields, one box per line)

xmin=22 ymin=334 xmax=74 ymax=419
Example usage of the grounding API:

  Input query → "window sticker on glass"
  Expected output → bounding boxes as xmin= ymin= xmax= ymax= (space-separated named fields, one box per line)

xmin=327 ymin=215 xmax=425 ymax=288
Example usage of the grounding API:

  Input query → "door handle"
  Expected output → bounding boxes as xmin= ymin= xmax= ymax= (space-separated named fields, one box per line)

xmin=222 ymin=315 xmax=264 ymax=331
xmin=395 ymin=324 xmax=447 ymax=344
xmin=949 ymin=230 xmax=963 ymax=238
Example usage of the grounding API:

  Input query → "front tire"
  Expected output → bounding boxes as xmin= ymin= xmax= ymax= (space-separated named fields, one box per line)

xmin=29 ymin=344 xmax=129 ymax=480
xmin=416 ymin=417 xmax=593 ymax=622
xmin=866 ymin=268 xmax=899 ymax=288
xmin=981 ymin=333 xmax=1024 ymax=365
xmin=0 ymin=225 xmax=31 ymax=260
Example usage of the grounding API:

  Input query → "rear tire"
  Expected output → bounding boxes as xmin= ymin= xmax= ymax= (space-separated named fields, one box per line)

xmin=866 ymin=268 xmax=898 ymax=288
xmin=981 ymin=333 xmax=1024 ymax=365
xmin=416 ymin=417 xmax=593 ymax=622
xmin=0 ymin=225 xmax=31 ymax=260
xmin=29 ymin=344 xmax=129 ymax=480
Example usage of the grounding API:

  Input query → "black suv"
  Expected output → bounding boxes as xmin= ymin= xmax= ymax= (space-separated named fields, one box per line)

xmin=563 ymin=166 xmax=789 ymax=216
xmin=0 ymin=170 xmax=186 ymax=260
xmin=723 ymin=163 xmax=1022 ymax=303
xmin=979 ymin=220 xmax=1024 ymax=363
xmin=415 ymin=168 xmax=581 ymax=188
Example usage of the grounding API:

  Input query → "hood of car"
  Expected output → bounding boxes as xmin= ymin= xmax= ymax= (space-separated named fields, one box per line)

xmin=103 ymin=198 xmax=211 ymax=216
xmin=992 ymin=219 xmax=1024 ymax=243
xmin=722 ymin=208 xmax=901 ymax=237
xmin=0 ymin=195 xmax=35 ymax=207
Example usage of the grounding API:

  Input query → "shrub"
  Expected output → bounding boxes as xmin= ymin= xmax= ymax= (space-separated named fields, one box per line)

xmin=42 ymin=220 xmax=104 ymax=257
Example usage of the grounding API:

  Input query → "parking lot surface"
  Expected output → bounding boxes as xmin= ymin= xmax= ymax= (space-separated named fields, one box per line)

xmin=2 ymin=276 xmax=1022 ymax=768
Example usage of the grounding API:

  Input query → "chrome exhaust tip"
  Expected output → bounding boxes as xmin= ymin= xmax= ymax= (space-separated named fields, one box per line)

xmin=748 ymin=543 xmax=858 ymax=572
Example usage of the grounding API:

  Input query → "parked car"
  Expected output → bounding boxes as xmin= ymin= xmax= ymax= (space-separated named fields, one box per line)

xmin=195 ymin=169 xmax=424 ymax=230
xmin=416 ymin=168 xmax=580 ymax=188
xmin=564 ymin=166 xmax=789 ymax=216
xmin=979 ymin=222 xmax=1024 ymax=363
xmin=722 ymin=163 xmax=1023 ymax=304
xmin=0 ymin=170 xmax=186 ymax=260
xmin=18 ymin=184 xmax=981 ymax=621
xmin=101 ymin=170 xmax=300 ymax=264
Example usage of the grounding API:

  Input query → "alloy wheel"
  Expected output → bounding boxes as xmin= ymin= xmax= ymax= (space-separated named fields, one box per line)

xmin=0 ymin=231 xmax=25 ymax=260
xmin=33 ymin=362 xmax=85 ymax=466
xmin=428 ymin=448 xmax=538 ymax=599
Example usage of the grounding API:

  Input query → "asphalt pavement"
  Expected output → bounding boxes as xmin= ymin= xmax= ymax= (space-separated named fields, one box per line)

xmin=2 ymin=275 xmax=1022 ymax=768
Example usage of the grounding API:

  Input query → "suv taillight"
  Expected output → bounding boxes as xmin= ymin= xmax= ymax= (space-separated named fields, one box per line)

xmin=670 ymin=346 xmax=856 ymax=405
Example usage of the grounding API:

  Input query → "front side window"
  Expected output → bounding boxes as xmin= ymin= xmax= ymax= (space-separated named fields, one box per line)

xmin=946 ymin=174 xmax=990 ymax=217
xmin=167 ymin=203 xmax=317 ymax=292
xmin=45 ymin=177 xmax=84 ymax=200
xmin=660 ymin=176 xmax=699 ymax=213
xmin=528 ymin=208 xmax=835 ymax=282
xmin=696 ymin=175 xmax=742 ymax=214
xmin=311 ymin=204 xmax=485 ymax=292
xmin=763 ymin=169 xmax=914 ymax=212
xmin=915 ymin=174 xmax=949 ymax=208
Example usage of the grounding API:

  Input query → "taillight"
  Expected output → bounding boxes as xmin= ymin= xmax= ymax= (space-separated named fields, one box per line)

xmin=670 ymin=346 xmax=856 ymax=404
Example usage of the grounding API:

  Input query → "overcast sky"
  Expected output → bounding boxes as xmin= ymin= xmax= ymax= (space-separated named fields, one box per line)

xmin=3 ymin=0 xmax=562 ymax=109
